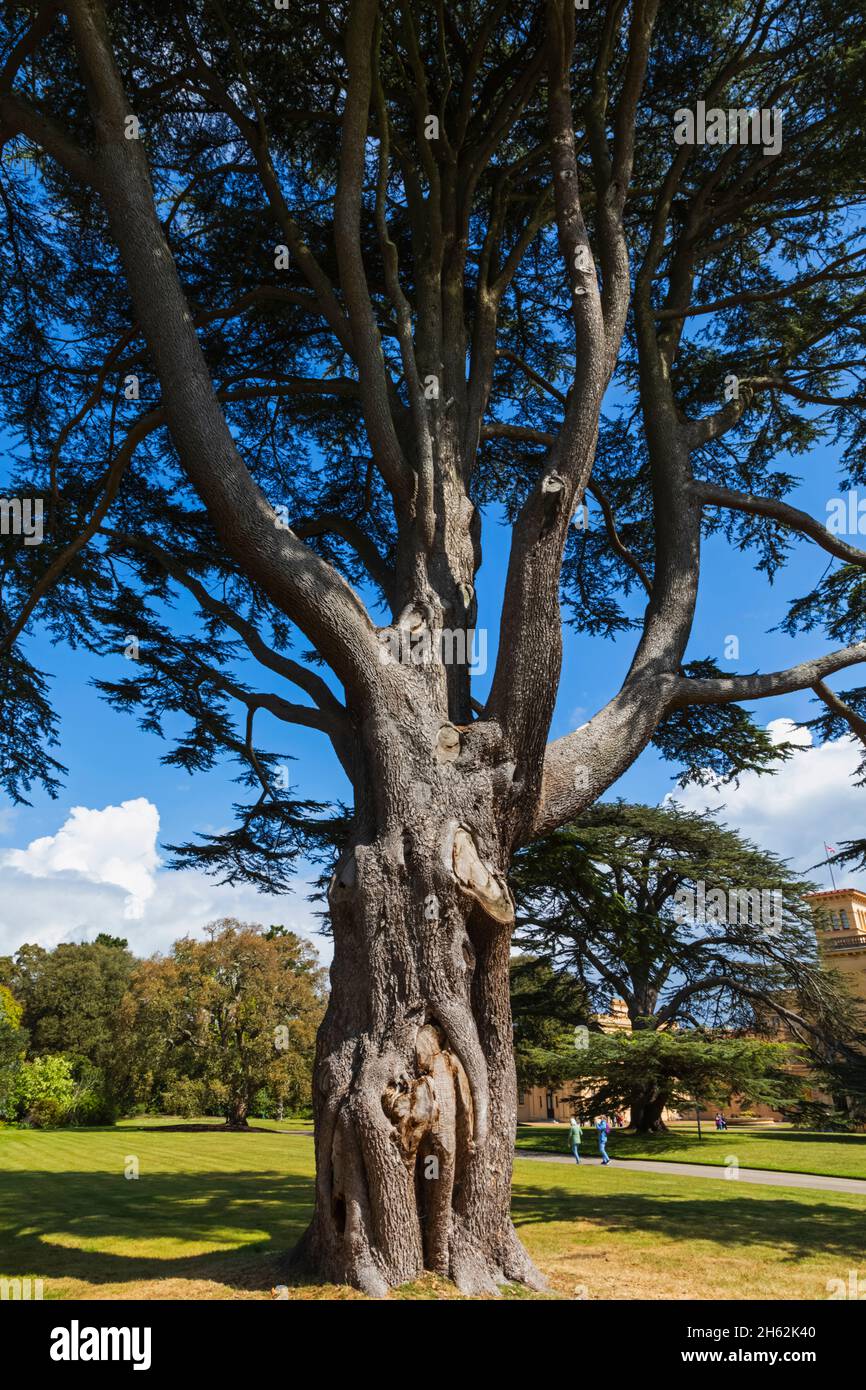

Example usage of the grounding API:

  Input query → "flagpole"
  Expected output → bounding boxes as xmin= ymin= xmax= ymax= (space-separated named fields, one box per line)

xmin=824 ymin=844 xmax=838 ymax=891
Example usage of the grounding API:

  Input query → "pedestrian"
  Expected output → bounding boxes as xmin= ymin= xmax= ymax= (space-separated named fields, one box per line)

xmin=596 ymin=1115 xmax=611 ymax=1164
xmin=569 ymin=1115 xmax=582 ymax=1164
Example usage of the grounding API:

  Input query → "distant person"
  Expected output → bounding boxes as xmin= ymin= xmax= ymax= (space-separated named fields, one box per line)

xmin=568 ymin=1116 xmax=582 ymax=1164
xmin=596 ymin=1116 xmax=611 ymax=1164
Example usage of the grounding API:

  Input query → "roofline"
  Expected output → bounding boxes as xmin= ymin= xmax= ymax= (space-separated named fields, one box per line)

xmin=806 ymin=888 xmax=866 ymax=905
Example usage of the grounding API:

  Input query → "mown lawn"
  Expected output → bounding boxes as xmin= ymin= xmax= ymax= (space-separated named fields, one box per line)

xmin=0 ymin=1118 xmax=862 ymax=1300
xmin=517 ymin=1121 xmax=866 ymax=1180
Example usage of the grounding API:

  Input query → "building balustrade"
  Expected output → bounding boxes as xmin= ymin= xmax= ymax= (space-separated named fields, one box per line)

xmin=824 ymin=932 xmax=866 ymax=951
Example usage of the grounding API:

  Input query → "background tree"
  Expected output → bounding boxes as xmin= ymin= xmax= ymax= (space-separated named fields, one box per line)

xmin=801 ymin=1051 xmax=866 ymax=1128
xmin=0 ymin=935 xmax=136 ymax=1115
xmin=121 ymin=919 xmax=325 ymax=1129
xmin=510 ymin=954 xmax=590 ymax=1093
xmin=1 ymin=0 xmax=865 ymax=1290
xmin=0 ymin=984 xmax=26 ymax=1119
xmin=513 ymin=802 xmax=865 ymax=1130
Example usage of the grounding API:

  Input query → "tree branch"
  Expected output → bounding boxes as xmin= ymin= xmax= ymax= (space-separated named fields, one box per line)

xmin=672 ymin=644 xmax=866 ymax=706
xmin=693 ymin=481 xmax=866 ymax=567
xmin=334 ymin=0 xmax=412 ymax=505
xmin=63 ymin=0 xmax=383 ymax=705
xmin=812 ymin=680 xmax=866 ymax=748
xmin=292 ymin=513 xmax=396 ymax=606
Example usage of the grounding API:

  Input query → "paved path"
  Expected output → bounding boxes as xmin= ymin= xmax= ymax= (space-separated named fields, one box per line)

xmin=514 ymin=1150 xmax=866 ymax=1195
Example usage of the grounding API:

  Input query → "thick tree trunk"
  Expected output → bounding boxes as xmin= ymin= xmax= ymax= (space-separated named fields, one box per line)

xmin=628 ymin=1090 xmax=668 ymax=1134
xmin=292 ymin=809 xmax=545 ymax=1296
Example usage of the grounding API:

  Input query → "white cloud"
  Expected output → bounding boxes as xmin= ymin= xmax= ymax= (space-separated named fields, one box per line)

xmin=0 ymin=799 xmax=326 ymax=961
xmin=4 ymin=798 xmax=160 ymax=916
xmin=669 ymin=718 xmax=866 ymax=891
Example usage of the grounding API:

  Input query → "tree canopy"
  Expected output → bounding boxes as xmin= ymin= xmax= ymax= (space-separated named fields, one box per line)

xmin=513 ymin=800 xmax=863 ymax=1038
xmin=537 ymin=1028 xmax=800 ymax=1128
xmin=1 ymin=0 xmax=865 ymax=870
xmin=1 ymin=935 xmax=135 ymax=1065
xmin=510 ymin=952 xmax=590 ymax=1090
xmin=512 ymin=801 xmax=865 ymax=1124
xmin=119 ymin=918 xmax=326 ymax=1126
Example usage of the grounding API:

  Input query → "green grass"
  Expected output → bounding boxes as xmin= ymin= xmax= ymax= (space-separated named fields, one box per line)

xmin=0 ymin=1117 xmax=863 ymax=1300
xmin=517 ymin=1121 xmax=866 ymax=1179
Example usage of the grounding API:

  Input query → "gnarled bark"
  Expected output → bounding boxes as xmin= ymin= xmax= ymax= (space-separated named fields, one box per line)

xmin=293 ymin=760 xmax=545 ymax=1296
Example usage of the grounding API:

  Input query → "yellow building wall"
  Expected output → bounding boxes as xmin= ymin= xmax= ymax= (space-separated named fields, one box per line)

xmin=516 ymin=1086 xmax=581 ymax=1124
xmin=807 ymin=887 xmax=866 ymax=1011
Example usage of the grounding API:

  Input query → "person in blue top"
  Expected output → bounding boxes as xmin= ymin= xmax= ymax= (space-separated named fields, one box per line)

xmin=596 ymin=1116 xmax=611 ymax=1164
xmin=568 ymin=1116 xmax=582 ymax=1163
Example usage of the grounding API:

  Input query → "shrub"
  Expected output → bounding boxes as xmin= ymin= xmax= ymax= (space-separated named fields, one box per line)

xmin=14 ymin=1055 xmax=76 ymax=1126
xmin=251 ymin=1087 xmax=274 ymax=1118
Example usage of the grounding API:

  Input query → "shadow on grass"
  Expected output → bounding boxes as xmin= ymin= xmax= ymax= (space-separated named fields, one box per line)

xmin=512 ymin=1180 xmax=866 ymax=1263
xmin=115 ymin=1124 xmax=288 ymax=1134
xmin=0 ymin=1168 xmax=315 ymax=1294
xmin=719 ymin=1129 xmax=866 ymax=1148
xmin=3 ymin=1153 xmax=859 ymax=1297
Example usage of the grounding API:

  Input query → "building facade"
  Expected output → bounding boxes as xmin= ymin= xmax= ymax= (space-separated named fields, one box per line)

xmin=806 ymin=887 xmax=866 ymax=1009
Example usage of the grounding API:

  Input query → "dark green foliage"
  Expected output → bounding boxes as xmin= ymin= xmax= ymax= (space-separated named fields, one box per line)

xmin=0 ymin=937 xmax=136 ymax=1114
xmin=512 ymin=802 xmax=865 ymax=1099
xmin=510 ymin=954 xmax=591 ymax=1090
xmin=539 ymin=1029 xmax=800 ymax=1125
xmin=652 ymin=661 xmax=796 ymax=786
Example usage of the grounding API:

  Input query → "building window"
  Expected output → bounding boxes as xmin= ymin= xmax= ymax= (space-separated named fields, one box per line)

xmin=831 ymin=913 xmax=841 ymax=930
xmin=840 ymin=909 xmax=850 ymax=931
xmin=518 ymin=1091 xmax=525 ymax=1105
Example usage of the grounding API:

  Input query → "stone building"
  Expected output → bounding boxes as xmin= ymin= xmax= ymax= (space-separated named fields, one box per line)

xmin=806 ymin=887 xmax=866 ymax=1009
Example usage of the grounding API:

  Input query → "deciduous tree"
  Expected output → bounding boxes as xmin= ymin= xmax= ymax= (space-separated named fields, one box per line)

xmin=121 ymin=919 xmax=325 ymax=1129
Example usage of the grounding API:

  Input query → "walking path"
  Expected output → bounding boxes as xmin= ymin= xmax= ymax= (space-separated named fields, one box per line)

xmin=277 ymin=1127 xmax=866 ymax=1195
xmin=514 ymin=1150 xmax=866 ymax=1195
